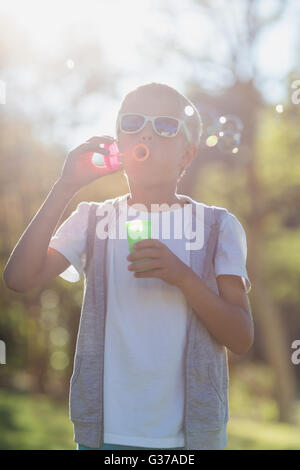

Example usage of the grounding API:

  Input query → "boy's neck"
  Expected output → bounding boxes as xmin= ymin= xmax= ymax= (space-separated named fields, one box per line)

xmin=127 ymin=188 xmax=189 ymax=212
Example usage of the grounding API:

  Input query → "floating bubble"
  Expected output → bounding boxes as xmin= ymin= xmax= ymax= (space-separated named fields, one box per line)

xmin=275 ymin=104 xmax=283 ymax=113
xmin=194 ymin=105 xmax=244 ymax=154
xmin=194 ymin=103 xmax=220 ymax=143
xmin=218 ymin=114 xmax=243 ymax=133
xmin=217 ymin=130 xmax=241 ymax=154
xmin=217 ymin=114 xmax=243 ymax=154
xmin=206 ymin=135 xmax=218 ymax=147
xmin=184 ymin=105 xmax=194 ymax=116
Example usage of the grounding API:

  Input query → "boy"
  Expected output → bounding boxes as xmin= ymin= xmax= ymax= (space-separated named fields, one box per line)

xmin=3 ymin=83 xmax=253 ymax=450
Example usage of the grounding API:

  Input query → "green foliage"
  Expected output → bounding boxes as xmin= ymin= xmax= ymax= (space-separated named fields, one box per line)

xmin=0 ymin=389 xmax=74 ymax=450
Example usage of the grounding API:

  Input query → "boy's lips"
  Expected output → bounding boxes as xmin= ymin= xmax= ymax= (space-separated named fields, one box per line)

xmin=136 ymin=146 xmax=145 ymax=157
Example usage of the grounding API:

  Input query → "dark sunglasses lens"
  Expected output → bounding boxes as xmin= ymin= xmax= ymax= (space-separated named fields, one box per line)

xmin=154 ymin=117 xmax=179 ymax=136
xmin=121 ymin=114 xmax=145 ymax=132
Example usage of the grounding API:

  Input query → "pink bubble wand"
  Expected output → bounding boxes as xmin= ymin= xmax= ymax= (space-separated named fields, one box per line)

xmin=99 ymin=141 xmax=150 ymax=170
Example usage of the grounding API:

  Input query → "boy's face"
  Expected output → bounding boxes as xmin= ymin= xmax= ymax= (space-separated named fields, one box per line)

xmin=117 ymin=92 xmax=197 ymax=191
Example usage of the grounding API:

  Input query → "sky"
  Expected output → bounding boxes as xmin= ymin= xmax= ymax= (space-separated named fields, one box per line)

xmin=1 ymin=0 xmax=299 ymax=149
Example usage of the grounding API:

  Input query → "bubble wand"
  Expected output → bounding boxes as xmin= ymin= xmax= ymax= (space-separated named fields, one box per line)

xmin=93 ymin=141 xmax=150 ymax=170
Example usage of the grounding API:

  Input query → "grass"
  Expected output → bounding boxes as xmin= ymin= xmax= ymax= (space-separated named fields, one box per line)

xmin=227 ymin=417 xmax=300 ymax=450
xmin=0 ymin=388 xmax=75 ymax=450
xmin=1 ymin=373 xmax=300 ymax=450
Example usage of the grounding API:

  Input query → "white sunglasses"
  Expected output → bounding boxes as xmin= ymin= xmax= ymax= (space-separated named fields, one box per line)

xmin=117 ymin=113 xmax=192 ymax=144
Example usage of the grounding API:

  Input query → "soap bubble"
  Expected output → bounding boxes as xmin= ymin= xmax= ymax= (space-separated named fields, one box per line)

xmin=184 ymin=105 xmax=194 ymax=116
xmin=194 ymin=104 xmax=244 ymax=154
xmin=206 ymin=135 xmax=218 ymax=147
xmin=194 ymin=103 xmax=220 ymax=146
xmin=217 ymin=114 xmax=243 ymax=154
xmin=218 ymin=114 xmax=243 ymax=132
xmin=217 ymin=130 xmax=241 ymax=153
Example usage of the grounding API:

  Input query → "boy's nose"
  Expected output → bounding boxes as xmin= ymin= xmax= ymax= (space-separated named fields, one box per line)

xmin=139 ymin=121 xmax=154 ymax=141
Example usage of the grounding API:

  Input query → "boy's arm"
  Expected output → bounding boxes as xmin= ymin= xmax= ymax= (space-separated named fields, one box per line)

xmin=3 ymin=135 xmax=123 ymax=293
xmin=179 ymin=270 xmax=254 ymax=355
xmin=3 ymin=179 xmax=78 ymax=292
xmin=127 ymin=238 xmax=253 ymax=355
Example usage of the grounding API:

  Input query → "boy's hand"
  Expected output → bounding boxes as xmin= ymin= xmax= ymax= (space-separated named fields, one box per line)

xmin=127 ymin=238 xmax=191 ymax=287
xmin=59 ymin=135 xmax=123 ymax=192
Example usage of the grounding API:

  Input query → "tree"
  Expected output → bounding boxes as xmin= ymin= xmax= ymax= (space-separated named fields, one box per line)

xmin=173 ymin=0 xmax=297 ymax=422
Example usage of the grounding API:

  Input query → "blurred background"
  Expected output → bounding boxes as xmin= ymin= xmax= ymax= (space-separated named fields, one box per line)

xmin=1 ymin=0 xmax=300 ymax=450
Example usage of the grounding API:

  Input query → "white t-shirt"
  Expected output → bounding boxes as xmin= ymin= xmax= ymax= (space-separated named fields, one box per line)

xmin=49 ymin=198 xmax=251 ymax=448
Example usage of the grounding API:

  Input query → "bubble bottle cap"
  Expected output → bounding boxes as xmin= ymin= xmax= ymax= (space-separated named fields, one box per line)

xmin=103 ymin=141 xmax=120 ymax=170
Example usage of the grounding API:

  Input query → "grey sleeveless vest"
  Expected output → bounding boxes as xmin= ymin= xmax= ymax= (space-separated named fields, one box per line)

xmin=69 ymin=193 xmax=229 ymax=450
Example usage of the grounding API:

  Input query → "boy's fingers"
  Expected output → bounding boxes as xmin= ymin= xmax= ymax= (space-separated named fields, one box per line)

xmin=85 ymin=136 xmax=115 ymax=144
xmin=134 ymin=239 xmax=163 ymax=250
xmin=127 ymin=248 xmax=160 ymax=261
xmin=71 ymin=143 xmax=111 ymax=156
xmin=129 ymin=259 xmax=161 ymax=272
xmin=85 ymin=136 xmax=116 ymax=155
